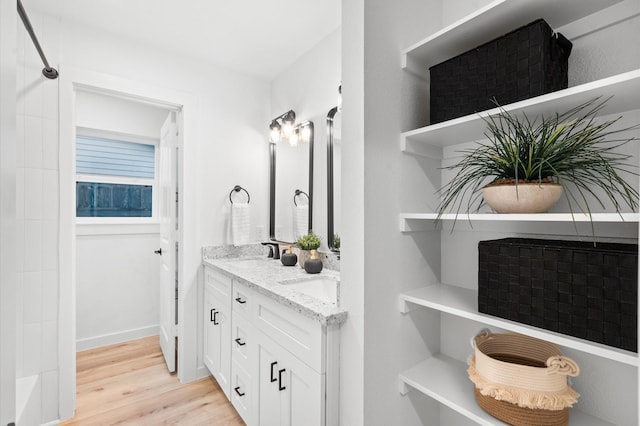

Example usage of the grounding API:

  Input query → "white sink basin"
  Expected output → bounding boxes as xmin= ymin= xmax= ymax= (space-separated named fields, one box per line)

xmin=279 ymin=276 xmax=340 ymax=307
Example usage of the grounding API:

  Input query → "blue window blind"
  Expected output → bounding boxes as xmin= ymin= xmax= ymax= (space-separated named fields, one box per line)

xmin=76 ymin=136 xmax=155 ymax=178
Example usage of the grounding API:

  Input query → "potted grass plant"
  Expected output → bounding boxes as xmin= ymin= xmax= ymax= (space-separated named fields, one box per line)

xmin=294 ymin=231 xmax=322 ymax=268
xmin=437 ymin=97 xmax=639 ymax=224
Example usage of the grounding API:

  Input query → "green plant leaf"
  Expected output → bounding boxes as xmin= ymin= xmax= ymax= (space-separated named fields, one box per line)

xmin=436 ymin=96 xmax=640 ymax=235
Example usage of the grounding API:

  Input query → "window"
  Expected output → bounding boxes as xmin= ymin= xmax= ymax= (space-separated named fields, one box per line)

xmin=76 ymin=132 xmax=157 ymax=220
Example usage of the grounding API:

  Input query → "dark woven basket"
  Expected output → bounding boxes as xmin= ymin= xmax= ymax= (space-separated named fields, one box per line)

xmin=478 ymin=238 xmax=638 ymax=352
xmin=430 ymin=19 xmax=572 ymax=124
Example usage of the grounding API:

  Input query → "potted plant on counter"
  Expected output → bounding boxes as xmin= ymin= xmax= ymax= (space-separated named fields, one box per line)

xmin=294 ymin=231 xmax=322 ymax=269
xmin=437 ymin=97 xmax=639 ymax=225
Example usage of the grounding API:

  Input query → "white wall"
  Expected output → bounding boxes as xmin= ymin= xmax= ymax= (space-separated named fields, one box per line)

xmin=270 ymin=29 xmax=342 ymax=250
xmin=76 ymin=90 xmax=169 ymax=138
xmin=75 ymin=231 xmax=161 ymax=350
xmin=74 ymin=91 xmax=168 ymax=350
xmin=0 ymin=0 xmax=17 ymax=423
xmin=15 ymin=11 xmax=61 ymax=425
xmin=358 ymin=1 xmax=443 ymax=424
xmin=338 ymin=0 xmax=364 ymax=423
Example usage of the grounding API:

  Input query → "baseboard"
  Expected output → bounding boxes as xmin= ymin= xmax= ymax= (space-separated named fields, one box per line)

xmin=76 ymin=325 xmax=159 ymax=351
xmin=195 ymin=365 xmax=211 ymax=381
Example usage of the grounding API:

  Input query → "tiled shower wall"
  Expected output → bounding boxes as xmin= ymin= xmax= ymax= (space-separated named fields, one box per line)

xmin=16 ymin=12 xmax=60 ymax=424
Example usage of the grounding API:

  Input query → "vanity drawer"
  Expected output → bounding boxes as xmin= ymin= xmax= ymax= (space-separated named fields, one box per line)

xmin=253 ymin=290 xmax=324 ymax=373
xmin=230 ymin=359 xmax=255 ymax=426
xmin=231 ymin=310 xmax=255 ymax=371
xmin=232 ymin=281 xmax=253 ymax=319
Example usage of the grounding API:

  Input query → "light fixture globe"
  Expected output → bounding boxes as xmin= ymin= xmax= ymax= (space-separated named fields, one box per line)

xmin=282 ymin=110 xmax=296 ymax=137
xmin=269 ymin=120 xmax=281 ymax=143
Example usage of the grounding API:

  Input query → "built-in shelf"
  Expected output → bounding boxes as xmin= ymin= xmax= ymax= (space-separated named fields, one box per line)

xmin=401 ymin=0 xmax=622 ymax=71
xmin=399 ymin=355 xmax=616 ymax=426
xmin=399 ymin=285 xmax=639 ymax=367
xmin=399 ymin=212 xmax=640 ymax=232
xmin=397 ymin=0 xmax=639 ymax=423
xmin=400 ymin=70 xmax=640 ymax=154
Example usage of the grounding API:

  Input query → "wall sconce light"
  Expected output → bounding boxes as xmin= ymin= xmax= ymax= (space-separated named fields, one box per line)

xmin=269 ymin=109 xmax=298 ymax=144
xmin=269 ymin=119 xmax=281 ymax=143
xmin=300 ymin=124 xmax=312 ymax=142
xmin=282 ymin=110 xmax=296 ymax=137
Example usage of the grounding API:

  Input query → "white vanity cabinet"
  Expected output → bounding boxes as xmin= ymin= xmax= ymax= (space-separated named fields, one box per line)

xmin=203 ymin=267 xmax=232 ymax=399
xmin=203 ymin=264 xmax=340 ymax=426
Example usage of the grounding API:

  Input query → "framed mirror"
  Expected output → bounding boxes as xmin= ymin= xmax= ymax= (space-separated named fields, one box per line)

xmin=269 ymin=120 xmax=314 ymax=242
xmin=327 ymin=107 xmax=341 ymax=252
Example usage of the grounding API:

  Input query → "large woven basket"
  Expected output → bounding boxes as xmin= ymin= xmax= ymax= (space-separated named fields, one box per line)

xmin=430 ymin=19 xmax=572 ymax=123
xmin=468 ymin=331 xmax=580 ymax=426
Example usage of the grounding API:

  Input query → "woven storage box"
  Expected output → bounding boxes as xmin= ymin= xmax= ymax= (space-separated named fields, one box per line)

xmin=478 ymin=238 xmax=638 ymax=352
xmin=468 ymin=331 xmax=580 ymax=426
xmin=429 ymin=19 xmax=572 ymax=124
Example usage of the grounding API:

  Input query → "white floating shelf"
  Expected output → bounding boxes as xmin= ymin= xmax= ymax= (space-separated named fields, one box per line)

xmin=401 ymin=0 xmax=622 ymax=71
xmin=399 ymin=285 xmax=639 ymax=367
xmin=401 ymin=70 xmax=640 ymax=153
xmin=399 ymin=355 xmax=617 ymax=426
xmin=399 ymin=212 xmax=639 ymax=232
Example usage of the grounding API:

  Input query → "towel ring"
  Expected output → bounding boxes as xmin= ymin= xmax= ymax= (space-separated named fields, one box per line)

xmin=230 ymin=185 xmax=250 ymax=204
xmin=293 ymin=189 xmax=309 ymax=206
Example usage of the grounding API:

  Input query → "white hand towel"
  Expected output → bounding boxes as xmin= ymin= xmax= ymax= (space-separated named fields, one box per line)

xmin=231 ymin=203 xmax=250 ymax=246
xmin=293 ymin=204 xmax=308 ymax=240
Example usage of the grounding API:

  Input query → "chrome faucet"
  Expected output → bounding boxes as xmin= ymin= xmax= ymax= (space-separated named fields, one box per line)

xmin=261 ymin=242 xmax=280 ymax=260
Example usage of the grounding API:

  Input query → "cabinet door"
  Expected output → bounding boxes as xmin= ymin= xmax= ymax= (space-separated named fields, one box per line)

xmin=203 ymin=269 xmax=232 ymax=398
xmin=257 ymin=335 xmax=323 ymax=426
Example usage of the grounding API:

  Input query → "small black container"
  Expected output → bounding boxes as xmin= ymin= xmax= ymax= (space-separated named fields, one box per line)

xmin=281 ymin=251 xmax=298 ymax=267
xmin=304 ymin=250 xmax=323 ymax=274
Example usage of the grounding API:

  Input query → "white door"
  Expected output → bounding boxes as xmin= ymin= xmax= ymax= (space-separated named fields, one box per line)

xmin=158 ymin=112 xmax=178 ymax=372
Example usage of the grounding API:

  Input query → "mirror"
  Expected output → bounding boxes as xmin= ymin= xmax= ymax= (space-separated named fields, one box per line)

xmin=327 ymin=108 xmax=341 ymax=252
xmin=269 ymin=120 xmax=314 ymax=242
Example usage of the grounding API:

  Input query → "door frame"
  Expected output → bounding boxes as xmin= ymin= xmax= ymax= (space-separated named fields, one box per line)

xmin=58 ymin=66 xmax=199 ymax=419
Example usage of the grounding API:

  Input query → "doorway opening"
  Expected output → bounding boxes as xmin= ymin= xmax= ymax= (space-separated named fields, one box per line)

xmin=73 ymin=90 xmax=179 ymax=374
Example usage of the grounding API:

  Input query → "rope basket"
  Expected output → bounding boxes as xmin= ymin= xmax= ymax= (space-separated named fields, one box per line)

xmin=468 ymin=330 xmax=580 ymax=426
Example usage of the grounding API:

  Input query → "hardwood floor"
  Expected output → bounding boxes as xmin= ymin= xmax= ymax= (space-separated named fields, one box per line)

xmin=61 ymin=335 xmax=245 ymax=425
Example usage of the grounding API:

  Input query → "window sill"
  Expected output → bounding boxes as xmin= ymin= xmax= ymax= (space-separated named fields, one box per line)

xmin=76 ymin=222 xmax=160 ymax=236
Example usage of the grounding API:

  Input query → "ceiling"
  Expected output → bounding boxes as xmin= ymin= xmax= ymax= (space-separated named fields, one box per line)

xmin=24 ymin=0 xmax=341 ymax=81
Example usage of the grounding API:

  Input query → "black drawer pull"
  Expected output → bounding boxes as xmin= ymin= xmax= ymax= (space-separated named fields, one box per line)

xmin=278 ymin=368 xmax=286 ymax=391
xmin=234 ymin=386 xmax=245 ymax=397
xmin=210 ymin=308 xmax=215 ymax=322
xmin=235 ymin=337 xmax=246 ymax=346
xmin=235 ymin=296 xmax=247 ymax=304
xmin=212 ymin=310 xmax=219 ymax=325
xmin=270 ymin=361 xmax=277 ymax=382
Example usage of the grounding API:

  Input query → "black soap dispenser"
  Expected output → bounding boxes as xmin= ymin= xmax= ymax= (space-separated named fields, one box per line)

xmin=304 ymin=249 xmax=323 ymax=274
xmin=281 ymin=246 xmax=298 ymax=267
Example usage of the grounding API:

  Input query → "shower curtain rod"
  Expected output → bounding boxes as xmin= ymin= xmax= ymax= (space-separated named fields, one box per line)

xmin=17 ymin=0 xmax=58 ymax=79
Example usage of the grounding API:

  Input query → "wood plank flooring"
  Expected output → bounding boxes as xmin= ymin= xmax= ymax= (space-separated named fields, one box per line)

xmin=61 ymin=335 xmax=245 ymax=425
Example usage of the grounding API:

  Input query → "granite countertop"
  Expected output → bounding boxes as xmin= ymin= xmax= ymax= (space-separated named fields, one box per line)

xmin=203 ymin=255 xmax=347 ymax=326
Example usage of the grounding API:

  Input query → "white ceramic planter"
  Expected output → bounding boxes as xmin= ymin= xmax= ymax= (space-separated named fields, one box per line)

xmin=482 ymin=182 xmax=562 ymax=213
